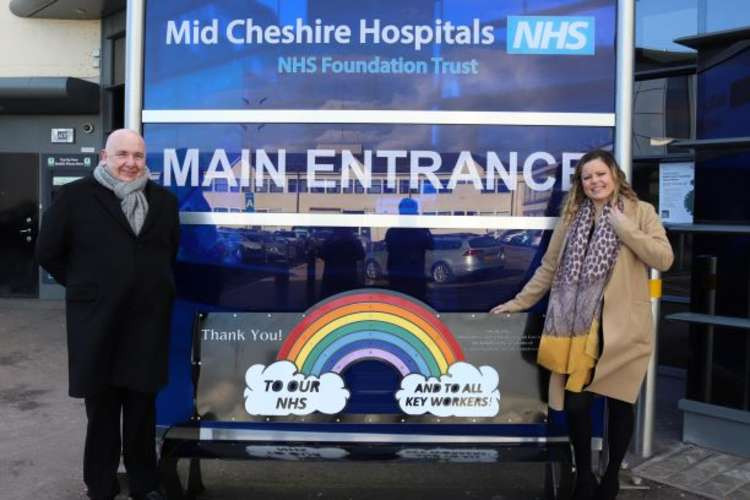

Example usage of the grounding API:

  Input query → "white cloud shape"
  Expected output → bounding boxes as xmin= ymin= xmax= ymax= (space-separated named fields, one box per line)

xmin=244 ymin=361 xmax=350 ymax=416
xmin=246 ymin=445 xmax=348 ymax=461
xmin=395 ymin=362 xmax=501 ymax=417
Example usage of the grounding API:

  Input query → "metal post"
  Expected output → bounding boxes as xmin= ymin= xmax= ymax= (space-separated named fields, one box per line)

xmin=615 ymin=0 xmax=635 ymax=181
xmin=124 ymin=0 xmax=145 ymax=132
xmin=700 ymin=256 xmax=717 ymax=402
xmin=635 ymin=269 xmax=661 ymax=458
xmin=678 ymin=233 xmax=685 ymax=271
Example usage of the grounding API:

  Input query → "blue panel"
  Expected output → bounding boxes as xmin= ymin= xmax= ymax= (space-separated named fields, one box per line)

xmin=698 ymin=49 xmax=750 ymax=140
xmin=144 ymin=0 xmax=616 ymax=112
xmin=341 ymin=359 xmax=402 ymax=413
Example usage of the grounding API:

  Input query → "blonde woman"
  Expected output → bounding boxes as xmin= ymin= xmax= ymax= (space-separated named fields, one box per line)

xmin=491 ymin=150 xmax=673 ymax=500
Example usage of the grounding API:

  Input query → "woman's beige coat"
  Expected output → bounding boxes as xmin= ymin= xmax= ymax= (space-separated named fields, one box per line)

xmin=505 ymin=198 xmax=673 ymax=409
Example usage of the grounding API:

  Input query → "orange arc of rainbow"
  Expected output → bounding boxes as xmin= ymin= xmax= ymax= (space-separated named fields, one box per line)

xmin=284 ymin=302 xmax=458 ymax=368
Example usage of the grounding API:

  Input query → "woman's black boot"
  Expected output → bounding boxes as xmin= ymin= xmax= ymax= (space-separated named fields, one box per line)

xmin=596 ymin=470 xmax=620 ymax=500
xmin=572 ymin=471 xmax=598 ymax=500
xmin=565 ymin=391 xmax=595 ymax=500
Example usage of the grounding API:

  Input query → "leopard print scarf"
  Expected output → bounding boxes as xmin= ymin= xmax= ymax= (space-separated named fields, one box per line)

xmin=537 ymin=198 xmax=621 ymax=391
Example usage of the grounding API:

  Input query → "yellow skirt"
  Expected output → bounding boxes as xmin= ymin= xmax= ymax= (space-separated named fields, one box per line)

xmin=536 ymin=317 xmax=600 ymax=392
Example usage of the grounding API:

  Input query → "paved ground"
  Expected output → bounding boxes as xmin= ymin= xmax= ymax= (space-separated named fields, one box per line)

xmin=0 ymin=298 xmax=725 ymax=500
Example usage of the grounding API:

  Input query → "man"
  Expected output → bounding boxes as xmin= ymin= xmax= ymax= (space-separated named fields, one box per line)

xmin=36 ymin=129 xmax=179 ymax=500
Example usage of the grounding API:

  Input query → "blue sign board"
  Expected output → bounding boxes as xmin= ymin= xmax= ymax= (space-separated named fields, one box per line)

xmin=144 ymin=0 xmax=616 ymax=112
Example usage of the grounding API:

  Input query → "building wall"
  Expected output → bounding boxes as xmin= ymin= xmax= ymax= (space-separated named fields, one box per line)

xmin=0 ymin=6 xmax=100 ymax=80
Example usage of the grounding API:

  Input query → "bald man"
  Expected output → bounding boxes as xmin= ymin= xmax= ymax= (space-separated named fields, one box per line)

xmin=37 ymin=129 xmax=179 ymax=500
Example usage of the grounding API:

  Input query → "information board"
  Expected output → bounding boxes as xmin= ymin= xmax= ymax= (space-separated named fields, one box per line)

xmin=196 ymin=290 xmax=546 ymax=423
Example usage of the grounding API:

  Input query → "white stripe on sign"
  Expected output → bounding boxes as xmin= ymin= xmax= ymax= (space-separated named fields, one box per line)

xmin=179 ymin=212 xmax=558 ymax=230
xmin=143 ymin=109 xmax=615 ymax=127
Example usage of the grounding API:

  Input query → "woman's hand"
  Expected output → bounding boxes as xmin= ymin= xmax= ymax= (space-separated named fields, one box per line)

xmin=490 ymin=302 xmax=517 ymax=315
xmin=609 ymin=204 xmax=628 ymax=231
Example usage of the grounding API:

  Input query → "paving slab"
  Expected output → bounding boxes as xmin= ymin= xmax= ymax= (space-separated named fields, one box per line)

xmin=633 ymin=443 xmax=750 ymax=500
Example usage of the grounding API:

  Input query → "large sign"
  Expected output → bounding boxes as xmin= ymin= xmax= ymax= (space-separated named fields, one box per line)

xmin=196 ymin=290 xmax=546 ymax=423
xmin=143 ymin=0 xmax=617 ymax=216
xmin=148 ymin=0 xmax=619 ymax=429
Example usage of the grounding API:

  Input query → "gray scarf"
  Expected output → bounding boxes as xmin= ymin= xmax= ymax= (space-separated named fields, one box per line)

xmin=93 ymin=163 xmax=150 ymax=235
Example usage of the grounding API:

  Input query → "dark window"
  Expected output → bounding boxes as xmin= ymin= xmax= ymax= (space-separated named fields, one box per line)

xmin=469 ymin=236 xmax=498 ymax=248
xmin=113 ymin=36 xmax=125 ymax=86
xmin=367 ymin=179 xmax=383 ymax=194
xmin=730 ymin=75 xmax=750 ymax=108
xmin=433 ymin=238 xmax=462 ymax=250
xmin=104 ymin=34 xmax=126 ymax=134
xmin=665 ymin=75 xmax=692 ymax=139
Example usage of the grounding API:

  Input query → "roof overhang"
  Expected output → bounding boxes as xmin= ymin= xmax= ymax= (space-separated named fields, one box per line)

xmin=675 ymin=26 xmax=750 ymax=50
xmin=9 ymin=0 xmax=124 ymax=19
xmin=0 ymin=77 xmax=99 ymax=114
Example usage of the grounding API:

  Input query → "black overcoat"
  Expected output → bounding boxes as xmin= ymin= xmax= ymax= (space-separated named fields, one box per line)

xmin=36 ymin=175 xmax=180 ymax=397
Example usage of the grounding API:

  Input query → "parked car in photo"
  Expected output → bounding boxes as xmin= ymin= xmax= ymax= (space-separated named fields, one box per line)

xmin=273 ymin=230 xmax=306 ymax=262
xmin=364 ymin=240 xmax=387 ymax=280
xmin=364 ymin=234 xmax=505 ymax=283
xmin=428 ymin=234 xmax=505 ymax=283
xmin=498 ymin=230 xmax=543 ymax=272
xmin=235 ymin=230 xmax=293 ymax=265
xmin=235 ymin=231 xmax=267 ymax=263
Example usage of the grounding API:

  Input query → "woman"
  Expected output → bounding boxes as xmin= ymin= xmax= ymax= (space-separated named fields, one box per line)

xmin=490 ymin=150 xmax=673 ymax=500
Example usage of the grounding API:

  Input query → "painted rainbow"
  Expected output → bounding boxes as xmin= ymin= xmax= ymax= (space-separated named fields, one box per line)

xmin=277 ymin=291 xmax=464 ymax=378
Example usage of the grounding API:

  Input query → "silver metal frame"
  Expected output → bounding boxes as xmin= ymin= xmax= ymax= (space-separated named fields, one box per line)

xmin=124 ymin=0 xmax=145 ymax=132
xmin=615 ymin=0 xmax=635 ymax=181
xmin=197 ymin=427 xmax=570 ymax=444
xmin=615 ymin=0 xmax=659 ymax=461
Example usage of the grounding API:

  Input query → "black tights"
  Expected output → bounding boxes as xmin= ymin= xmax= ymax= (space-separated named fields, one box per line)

xmin=564 ymin=391 xmax=635 ymax=483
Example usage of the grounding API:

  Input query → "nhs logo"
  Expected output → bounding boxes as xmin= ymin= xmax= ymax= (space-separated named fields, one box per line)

xmin=507 ymin=16 xmax=595 ymax=55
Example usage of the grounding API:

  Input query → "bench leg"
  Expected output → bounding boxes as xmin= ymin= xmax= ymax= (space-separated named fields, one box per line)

xmin=545 ymin=461 xmax=575 ymax=500
xmin=186 ymin=458 xmax=205 ymax=499
xmin=159 ymin=440 xmax=185 ymax=500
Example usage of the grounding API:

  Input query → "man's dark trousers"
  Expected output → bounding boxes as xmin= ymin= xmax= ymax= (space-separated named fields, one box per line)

xmin=83 ymin=386 xmax=158 ymax=499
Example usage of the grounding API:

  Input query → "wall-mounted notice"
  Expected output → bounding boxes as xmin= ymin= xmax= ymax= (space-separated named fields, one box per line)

xmin=659 ymin=162 xmax=694 ymax=224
